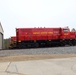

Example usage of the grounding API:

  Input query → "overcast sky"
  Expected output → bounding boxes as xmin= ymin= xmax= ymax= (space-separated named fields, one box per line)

xmin=0 ymin=0 xmax=76 ymax=38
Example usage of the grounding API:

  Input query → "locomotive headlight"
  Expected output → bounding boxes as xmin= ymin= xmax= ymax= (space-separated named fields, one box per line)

xmin=18 ymin=40 xmax=21 ymax=42
xmin=34 ymin=40 xmax=36 ymax=42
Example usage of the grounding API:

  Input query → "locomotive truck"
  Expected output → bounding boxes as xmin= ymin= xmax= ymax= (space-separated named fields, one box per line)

xmin=9 ymin=27 xmax=76 ymax=49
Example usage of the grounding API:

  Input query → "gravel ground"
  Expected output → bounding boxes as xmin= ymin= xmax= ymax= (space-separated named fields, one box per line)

xmin=0 ymin=46 xmax=76 ymax=57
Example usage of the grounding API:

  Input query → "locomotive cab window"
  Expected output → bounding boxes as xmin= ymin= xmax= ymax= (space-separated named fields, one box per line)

xmin=63 ymin=29 xmax=69 ymax=32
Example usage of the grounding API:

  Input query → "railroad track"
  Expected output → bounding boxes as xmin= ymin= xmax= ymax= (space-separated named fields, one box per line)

xmin=0 ymin=46 xmax=76 ymax=57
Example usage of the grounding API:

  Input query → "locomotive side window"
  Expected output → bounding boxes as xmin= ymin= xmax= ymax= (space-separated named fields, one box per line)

xmin=63 ymin=29 xmax=69 ymax=32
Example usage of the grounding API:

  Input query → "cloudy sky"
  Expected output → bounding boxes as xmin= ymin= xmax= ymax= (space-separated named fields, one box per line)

xmin=0 ymin=0 xmax=76 ymax=38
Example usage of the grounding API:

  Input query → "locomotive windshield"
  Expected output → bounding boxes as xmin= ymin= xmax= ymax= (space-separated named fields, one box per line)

xmin=63 ymin=29 xmax=69 ymax=32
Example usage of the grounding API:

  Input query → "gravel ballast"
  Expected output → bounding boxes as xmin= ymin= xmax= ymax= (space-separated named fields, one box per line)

xmin=0 ymin=46 xmax=76 ymax=57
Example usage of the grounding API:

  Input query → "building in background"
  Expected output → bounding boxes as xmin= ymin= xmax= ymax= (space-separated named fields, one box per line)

xmin=0 ymin=22 xmax=4 ymax=49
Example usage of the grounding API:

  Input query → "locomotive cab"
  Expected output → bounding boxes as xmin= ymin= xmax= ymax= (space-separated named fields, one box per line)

xmin=60 ymin=27 xmax=76 ymax=46
xmin=60 ymin=27 xmax=70 ymax=40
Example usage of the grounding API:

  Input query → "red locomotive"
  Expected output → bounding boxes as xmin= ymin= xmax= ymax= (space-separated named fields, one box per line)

xmin=10 ymin=27 xmax=76 ymax=49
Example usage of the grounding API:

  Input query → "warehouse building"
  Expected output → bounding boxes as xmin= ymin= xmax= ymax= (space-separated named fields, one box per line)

xmin=0 ymin=22 xmax=4 ymax=49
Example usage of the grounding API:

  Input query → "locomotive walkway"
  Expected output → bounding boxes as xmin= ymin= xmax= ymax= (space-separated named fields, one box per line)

xmin=0 ymin=57 xmax=76 ymax=75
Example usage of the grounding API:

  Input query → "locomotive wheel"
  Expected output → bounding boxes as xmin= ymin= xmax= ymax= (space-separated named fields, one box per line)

xmin=72 ymin=40 xmax=76 ymax=46
xmin=34 ymin=43 xmax=39 ymax=48
xmin=27 ymin=44 xmax=31 ymax=48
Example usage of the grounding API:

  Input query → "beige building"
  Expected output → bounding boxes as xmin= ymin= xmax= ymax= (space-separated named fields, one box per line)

xmin=0 ymin=22 xmax=4 ymax=49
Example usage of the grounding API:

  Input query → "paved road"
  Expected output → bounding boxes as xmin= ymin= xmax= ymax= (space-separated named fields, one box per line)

xmin=0 ymin=57 xmax=76 ymax=75
xmin=0 ymin=46 xmax=76 ymax=56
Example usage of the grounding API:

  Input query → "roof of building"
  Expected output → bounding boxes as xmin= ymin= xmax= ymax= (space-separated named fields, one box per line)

xmin=0 ymin=22 xmax=4 ymax=34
